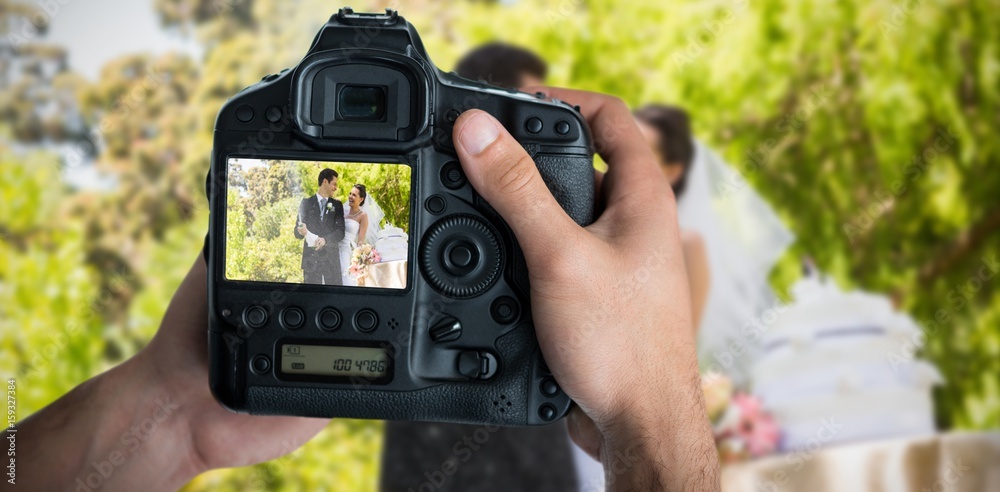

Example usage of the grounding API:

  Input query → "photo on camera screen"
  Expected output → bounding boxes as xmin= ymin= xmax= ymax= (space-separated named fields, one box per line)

xmin=225 ymin=157 xmax=411 ymax=289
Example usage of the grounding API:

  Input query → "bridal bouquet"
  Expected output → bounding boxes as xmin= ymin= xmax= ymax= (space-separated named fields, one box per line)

xmin=701 ymin=373 xmax=780 ymax=464
xmin=349 ymin=244 xmax=382 ymax=278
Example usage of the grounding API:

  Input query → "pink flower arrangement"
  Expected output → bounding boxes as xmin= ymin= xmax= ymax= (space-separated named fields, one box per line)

xmin=713 ymin=393 xmax=780 ymax=462
xmin=349 ymin=244 xmax=381 ymax=278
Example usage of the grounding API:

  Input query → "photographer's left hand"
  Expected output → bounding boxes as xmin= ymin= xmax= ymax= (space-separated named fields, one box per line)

xmin=16 ymin=257 xmax=329 ymax=491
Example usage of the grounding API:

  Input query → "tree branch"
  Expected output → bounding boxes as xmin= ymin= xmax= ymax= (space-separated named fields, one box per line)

xmin=917 ymin=204 xmax=1000 ymax=283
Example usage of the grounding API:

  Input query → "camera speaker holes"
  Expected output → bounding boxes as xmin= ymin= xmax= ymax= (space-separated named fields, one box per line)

xmin=387 ymin=318 xmax=399 ymax=330
xmin=493 ymin=394 xmax=509 ymax=409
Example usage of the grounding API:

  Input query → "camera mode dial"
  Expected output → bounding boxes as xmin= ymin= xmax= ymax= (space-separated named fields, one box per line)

xmin=419 ymin=215 xmax=502 ymax=298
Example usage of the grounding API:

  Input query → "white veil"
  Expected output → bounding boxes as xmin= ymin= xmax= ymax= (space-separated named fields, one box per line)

xmin=359 ymin=192 xmax=385 ymax=246
xmin=678 ymin=141 xmax=794 ymax=387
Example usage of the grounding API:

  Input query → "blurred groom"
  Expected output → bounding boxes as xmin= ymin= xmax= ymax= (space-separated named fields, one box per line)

xmin=294 ymin=168 xmax=346 ymax=285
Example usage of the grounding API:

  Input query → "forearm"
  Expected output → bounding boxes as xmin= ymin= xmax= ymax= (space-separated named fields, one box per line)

xmin=15 ymin=355 xmax=201 ymax=491
xmin=600 ymin=360 xmax=720 ymax=491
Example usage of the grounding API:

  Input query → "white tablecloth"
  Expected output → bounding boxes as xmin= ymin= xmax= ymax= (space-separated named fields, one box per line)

xmin=366 ymin=260 xmax=407 ymax=289
xmin=721 ymin=432 xmax=1000 ymax=491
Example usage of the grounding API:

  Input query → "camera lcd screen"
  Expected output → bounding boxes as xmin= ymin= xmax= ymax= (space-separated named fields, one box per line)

xmin=280 ymin=344 xmax=389 ymax=378
xmin=225 ymin=157 xmax=411 ymax=288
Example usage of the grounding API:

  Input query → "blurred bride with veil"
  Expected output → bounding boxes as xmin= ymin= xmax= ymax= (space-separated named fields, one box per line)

xmin=573 ymin=105 xmax=794 ymax=490
xmin=635 ymin=104 xmax=794 ymax=386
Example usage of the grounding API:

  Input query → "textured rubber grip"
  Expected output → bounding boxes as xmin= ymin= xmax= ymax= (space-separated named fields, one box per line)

xmin=534 ymin=153 xmax=595 ymax=226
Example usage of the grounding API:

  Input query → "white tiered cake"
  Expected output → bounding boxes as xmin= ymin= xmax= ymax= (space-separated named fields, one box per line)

xmin=751 ymin=277 xmax=942 ymax=451
xmin=375 ymin=225 xmax=408 ymax=263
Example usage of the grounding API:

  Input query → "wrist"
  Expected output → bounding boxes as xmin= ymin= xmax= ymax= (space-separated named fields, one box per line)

xmin=597 ymin=357 xmax=720 ymax=491
xmin=92 ymin=353 xmax=206 ymax=489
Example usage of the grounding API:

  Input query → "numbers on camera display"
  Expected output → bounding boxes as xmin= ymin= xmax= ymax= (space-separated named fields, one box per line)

xmin=331 ymin=358 xmax=386 ymax=374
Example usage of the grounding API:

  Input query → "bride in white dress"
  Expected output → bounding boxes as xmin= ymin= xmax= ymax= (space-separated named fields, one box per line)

xmin=571 ymin=105 xmax=794 ymax=491
xmin=339 ymin=184 xmax=385 ymax=285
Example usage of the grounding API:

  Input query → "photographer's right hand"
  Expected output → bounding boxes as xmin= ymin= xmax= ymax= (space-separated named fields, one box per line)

xmin=453 ymin=90 xmax=720 ymax=491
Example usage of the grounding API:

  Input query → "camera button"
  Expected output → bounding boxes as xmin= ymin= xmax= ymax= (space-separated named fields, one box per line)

xmin=235 ymin=104 xmax=254 ymax=123
xmin=525 ymin=117 xmax=543 ymax=134
xmin=420 ymin=215 xmax=502 ymax=298
xmin=445 ymin=109 xmax=460 ymax=123
xmin=540 ymin=378 xmax=560 ymax=397
xmin=555 ymin=120 xmax=571 ymax=135
xmin=354 ymin=309 xmax=378 ymax=333
xmin=490 ymin=296 xmax=520 ymax=325
xmin=265 ymin=106 xmax=283 ymax=123
xmin=538 ymin=404 xmax=557 ymax=422
xmin=440 ymin=161 xmax=466 ymax=189
xmin=251 ymin=355 xmax=271 ymax=374
xmin=316 ymin=308 xmax=342 ymax=331
xmin=429 ymin=316 xmax=462 ymax=343
xmin=457 ymin=351 xmax=497 ymax=380
xmin=243 ymin=305 xmax=268 ymax=329
xmin=280 ymin=307 xmax=305 ymax=330
xmin=425 ymin=195 xmax=446 ymax=215
xmin=444 ymin=241 xmax=477 ymax=272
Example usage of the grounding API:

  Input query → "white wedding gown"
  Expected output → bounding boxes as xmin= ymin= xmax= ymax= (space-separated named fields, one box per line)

xmin=339 ymin=215 xmax=360 ymax=286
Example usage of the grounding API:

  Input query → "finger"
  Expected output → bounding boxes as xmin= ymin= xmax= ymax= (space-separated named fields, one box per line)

xmin=521 ymin=86 xmax=660 ymax=182
xmin=453 ymin=109 xmax=580 ymax=256
xmin=521 ymin=87 xmax=668 ymax=231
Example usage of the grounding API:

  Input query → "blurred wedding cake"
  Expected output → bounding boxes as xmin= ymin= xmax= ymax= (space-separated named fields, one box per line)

xmin=375 ymin=225 xmax=408 ymax=263
xmin=751 ymin=275 xmax=942 ymax=451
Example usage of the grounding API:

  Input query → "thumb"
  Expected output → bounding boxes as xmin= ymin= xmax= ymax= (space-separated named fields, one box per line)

xmin=453 ymin=110 xmax=578 ymax=256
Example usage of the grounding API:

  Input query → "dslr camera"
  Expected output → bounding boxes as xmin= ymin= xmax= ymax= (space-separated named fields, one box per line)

xmin=206 ymin=8 xmax=594 ymax=426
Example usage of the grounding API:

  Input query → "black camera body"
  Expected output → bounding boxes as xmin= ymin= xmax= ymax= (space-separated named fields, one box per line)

xmin=206 ymin=8 xmax=594 ymax=426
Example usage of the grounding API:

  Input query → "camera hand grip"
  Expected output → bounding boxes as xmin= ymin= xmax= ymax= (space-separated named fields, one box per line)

xmin=534 ymin=153 xmax=595 ymax=227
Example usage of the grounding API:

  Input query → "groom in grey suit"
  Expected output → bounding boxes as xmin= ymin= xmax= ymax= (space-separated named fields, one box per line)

xmin=294 ymin=168 xmax=345 ymax=285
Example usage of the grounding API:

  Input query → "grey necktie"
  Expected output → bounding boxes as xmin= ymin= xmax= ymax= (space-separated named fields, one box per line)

xmin=321 ymin=198 xmax=327 ymax=221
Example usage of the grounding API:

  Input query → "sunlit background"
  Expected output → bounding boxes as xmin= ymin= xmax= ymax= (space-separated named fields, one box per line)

xmin=2 ymin=0 xmax=998 ymax=490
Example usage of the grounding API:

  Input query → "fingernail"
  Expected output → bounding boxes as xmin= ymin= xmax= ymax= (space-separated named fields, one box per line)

xmin=458 ymin=112 xmax=500 ymax=156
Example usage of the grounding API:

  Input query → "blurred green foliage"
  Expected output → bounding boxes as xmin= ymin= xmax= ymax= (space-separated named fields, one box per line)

xmin=2 ymin=0 xmax=998 ymax=490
